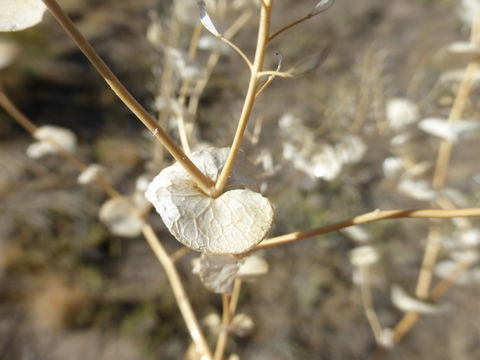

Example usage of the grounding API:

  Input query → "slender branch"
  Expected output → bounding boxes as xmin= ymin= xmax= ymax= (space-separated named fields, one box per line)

xmin=213 ymin=0 xmax=272 ymax=197
xmin=229 ymin=279 xmax=242 ymax=316
xmin=188 ymin=9 xmax=252 ymax=116
xmin=359 ymin=266 xmax=383 ymax=343
xmin=143 ymin=224 xmax=213 ymax=360
xmin=415 ymin=22 xmax=480 ymax=300
xmin=213 ymin=295 xmax=232 ymax=360
xmin=257 ymin=70 xmax=292 ymax=78
xmin=40 ymin=0 xmax=215 ymax=196
xmin=0 ymin=87 xmax=120 ymax=198
xmin=219 ymin=36 xmax=253 ymax=69
xmin=268 ymin=1 xmax=334 ymax=42
xmin=1 ymin=88 xmax=210 ymax=358
xmin=370 ymin=261 xmax=473 ymax=360
xmin=252 ymin=207 xmax=480 ymax=252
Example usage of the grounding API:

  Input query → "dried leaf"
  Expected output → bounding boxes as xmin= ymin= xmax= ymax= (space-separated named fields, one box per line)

xmin=0 ymin=0 xmax=47 ymax=32
xmin=145 ymin=148 xmax=274 ymax=254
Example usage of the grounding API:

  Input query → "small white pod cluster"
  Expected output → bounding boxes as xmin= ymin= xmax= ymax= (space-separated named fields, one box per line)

xmin=145 ymin=147 xmax=274 ymax=255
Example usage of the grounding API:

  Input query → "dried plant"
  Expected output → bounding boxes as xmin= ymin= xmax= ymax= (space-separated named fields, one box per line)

xmin=2 ymin=1 xmax=480 ymax=359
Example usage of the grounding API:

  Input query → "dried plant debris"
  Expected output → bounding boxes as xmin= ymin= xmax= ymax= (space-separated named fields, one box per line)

xmin=0 ymin=0 xmax=46 ymax=32
xmin=27 ymin=126 xmax=77 ymax=159
xmin=145 ymin=147 xmax=274 ymax=254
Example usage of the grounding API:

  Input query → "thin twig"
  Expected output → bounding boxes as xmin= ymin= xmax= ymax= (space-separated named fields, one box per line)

xmin=252 ymin=207 xmax=480 ymax=252
xmin=268 ymin=0 xmax=334 ymax=42
xmin=213 ymin=294 xmax=232 ymax=360
xmin=415 ymin=20 xmax=480 ymax=300
xmin=214 ymin=0 xmax=272 ymax=197
xmin=40 ymin=0 xmax=215 ymax=196
xmin=359 ymin=266 xmax=384 ymax=343
xmin=143 ymin=224 xmax=213 ymax=360
xmin=0 ymin=87 xmax=120 ymax=198
xmin=1 ymin=88 xmax=211 ymax=359
xmin=219 ymin=36 xmax=253 ymax=69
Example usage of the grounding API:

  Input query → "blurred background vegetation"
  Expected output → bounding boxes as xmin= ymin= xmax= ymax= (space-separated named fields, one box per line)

xmin=1 ymin=0 xmax=480 ymax=359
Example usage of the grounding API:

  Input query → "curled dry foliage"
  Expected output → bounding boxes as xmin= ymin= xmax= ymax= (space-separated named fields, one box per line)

xmin=145 ymin=148 xmax=274 ymax=255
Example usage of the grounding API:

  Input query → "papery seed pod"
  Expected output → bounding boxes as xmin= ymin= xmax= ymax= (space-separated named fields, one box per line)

xmin=382 ymin=157 xmax=404 ymax=178
xmin=77 ymin=164 xmax=108 ymax=185
xmin=349 ymin=246 xmax=380 ymax=267
xmin=0 ymin=0 xmax=46 ymax=32
xmin=236 ymin=255 xmax=269 ymax=281
xmin=27 ymin=125 xmax=77 ymax=159
xmin=397 ymin=178 xmax=437 ymax=201
xmin=391 ymin=285 xmax=446 ymax=314
xmin=418 ymin=117 xmax=480 ymax=142
xmin=334 ymin=135 xmax=367 ymax=165
xmin=145 ymin=147 xmax=274 ymax=255
xmin=202 ymin=312 xmax=221 ymax=334
xmin=447 ymin=41 xmax=480 ymax=58
xmin=99 ymin=196 xmax=144 ymax=238
xmin=386 ymin=98 xmax=419 ymax=131
xmin=195 ymin=254 xmax=240 ymax=294
xmin=230 ymin=313 xmax=254 ymax=337
xmin=435 ymin=260 xmax=480 ymax=285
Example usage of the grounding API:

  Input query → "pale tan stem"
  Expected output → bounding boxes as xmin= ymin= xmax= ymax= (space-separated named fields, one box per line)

xmin=41 ymin=0 xmax=215 ymax=196
xmin=370 ymin=261 xmax=474 ymax=360
xmin=0 ymin=87 xmax=120 ymax=198
xmin=213 ymin=294 xmax=232 ymax=360
xmin=171 ymin=246 xmax=193 ymax=263
xmin=229 ymin=279 xmax=242 ymax=316
xmin=154 ymin=20 xmax=179 ymax=167
xmin=219 ymin=36 xmax=253 ymax=69
xmin=142 ymin=224 xmax=213 ymax=359
xmin=213 ymin=1 xmax=272 ymax=197
xmin=252 ymin=207 xmax=480 ymax=252
xmin=415 ymin=34 xmax=480 ymax=299
xmin=359 ymin=266 xmax=383 ymax=343
xmin=415 ymin=221 xmax=441 ymax=299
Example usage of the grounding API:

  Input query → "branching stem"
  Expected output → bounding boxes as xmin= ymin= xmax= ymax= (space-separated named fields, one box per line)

xmin=143 ymin=225 xmax=213 ymax=360
xmin=213 ymin=0 xmax=272 ymax=197
xmin=40 ymin=0 xmax=215 ymax=196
